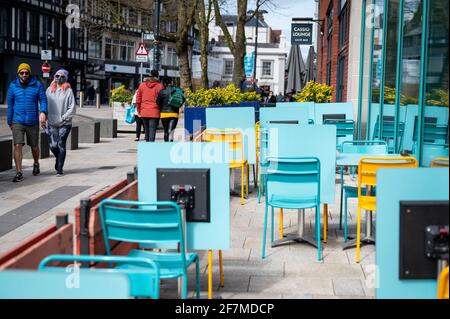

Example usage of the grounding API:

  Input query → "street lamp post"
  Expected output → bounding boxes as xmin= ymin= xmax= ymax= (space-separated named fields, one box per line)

xmin=154 ymin=0 xmax=162 ymax=71
xmin=247 ymin=9 xmax=268 ymax=81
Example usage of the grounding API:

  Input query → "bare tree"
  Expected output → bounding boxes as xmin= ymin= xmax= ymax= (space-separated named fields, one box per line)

xmin=195 ymin=0 xmax=214 ymax=89
xmin=212 ymin=0 xmax=266 ymax=87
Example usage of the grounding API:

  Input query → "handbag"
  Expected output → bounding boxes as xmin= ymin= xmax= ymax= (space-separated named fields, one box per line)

xmin=125 ymin=104 xmax=136 ymax=124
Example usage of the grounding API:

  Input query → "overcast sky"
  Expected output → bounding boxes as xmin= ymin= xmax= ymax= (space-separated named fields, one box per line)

xmin=250 ymin=0 xmax=317 ymax=57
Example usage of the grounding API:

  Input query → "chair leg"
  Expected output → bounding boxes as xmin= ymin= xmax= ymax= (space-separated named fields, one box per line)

xmin=262 ymin=203 xmax=269 ymax=258
xmin=323 ymin=204 xmax=328 ymax=243
xmin=246 ymin=164 xmax=249 ymax=198
xmin=344 ymin=192 xmax=348 ymax=242
xmin=257 ymin=174 xmax=261 ymax=204
xmin=219 ymin=250 xmax=224 ymax=288
xmin=182 ymin=274 xmax=187 ymax=299
xmin=253 ymin=164 xmax=257 ymax=188
xmin=356 ymin=206 xmax=362 ymax=263
xmin=279 ymin=208 xmax=284 ymax=239
xmin=339 ymin=166 xmax=344 ymax=229
xmin=271 ymin=206 xmax=275 ymax=244
xmin=240 ymin=166 xmax=244 ymax=205
xmin=195 ymin=258 xmax=200 ymax=298
xmin=316 ymin=205 xmax=322 ymax=261
xmin=208 ymin=250 xmax=213 ymax=299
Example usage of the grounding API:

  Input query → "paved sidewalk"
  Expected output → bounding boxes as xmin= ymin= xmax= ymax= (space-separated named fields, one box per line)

xmin=0 ymin=108 xmax=374 ymax=298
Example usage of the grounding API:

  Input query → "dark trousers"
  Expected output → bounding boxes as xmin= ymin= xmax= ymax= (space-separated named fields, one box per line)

xmin=161 ymin=118 xmax=178 ymax=142
xmin=135 ymin=115 xmax=144 ymax=139
xmin=142 ymin=118 xmax=159 ymax=142
xmin=48 ymin=125 xmax=71 ymax=172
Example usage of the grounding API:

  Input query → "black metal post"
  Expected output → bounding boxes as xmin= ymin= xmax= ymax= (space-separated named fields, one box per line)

xmin=253 ymin=14 xmax=259 ymax=80
xmin=154 ymin=0 xmax=162 ymax=71
xmin=79 ymin=198 xmax=91 ymax=267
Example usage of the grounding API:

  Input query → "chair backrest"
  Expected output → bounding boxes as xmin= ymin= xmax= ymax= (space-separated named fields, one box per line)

xmin=255 ymin=121 xmax=260 ymax=151
xmin=265 ymin=157 xmax=321 ymax=203
xmin=431 ymin=157 xmax=449 ymax=167
xmin=324 ymin=119 xmax=355 ymax=137
xmin=373 ymin=116 xmax=406 ymax=153
xmin=413 ymin=119 xmax=448 ymax=145
xmin=259 ymin=126 xmax=269 ymax=166
xmin=0 ymin=269 xmax=130 ymax=299
xmin=201 ymin=129 xmax=245 ymax=162
xmin=38 ymin=254 xmax=160 ymax=299
xmin=341 ymin=140 xmax=388 ymax=154
xmin=358 ymin=156 xmax=418 ymax=190
xmin=437 ymin=266 xmax=449 ymax=299
xmin=99 ymin=199 xmax=187 ymax=267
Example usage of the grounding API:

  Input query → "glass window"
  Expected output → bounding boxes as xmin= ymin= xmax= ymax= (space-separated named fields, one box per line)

xmin=88 ymin=39 xmax=102 ymax=58
xmin=338 ymin=4 xmax=347 ymax=49
xmin=421 ymin=0 xmax=449 ymax=166
xmin=262 ymin=61 xmax=273 ymax=77
xmin=167 ymin=47 xmax=178 ymax=66
xmin=129 ymin=8 xmax=138 ymax=26
xmin=105 ymin=38 xmax=112 ymax=59
xmin=224 ymin=60 xmax=233 ymax=75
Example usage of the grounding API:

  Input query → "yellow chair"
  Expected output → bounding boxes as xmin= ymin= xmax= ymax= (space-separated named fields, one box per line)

xmin=201 ymin=129 xmax=249 ymax=205
xmin=356 ymin=156 xmax=418 ymax=263
xmin=431 ymin=157 xmax=449 ymax=167
xmin=437 ymin=266 xmax=449 ymax=299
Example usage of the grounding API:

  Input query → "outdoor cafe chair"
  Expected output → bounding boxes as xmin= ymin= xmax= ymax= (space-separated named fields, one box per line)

xmin=323 ymin=119 xmax=355 ymax=151
xmin=262 ymin=156 xmax=322 ymax=261
xmin=355 ymin=156 xmax=418 ymax=263
xmin=373 ymin=116 xmax=405 ymax=153
xmin=200 ymin=129 xmax=249 ymax=205
xmin=339 ymin=140 xmax=388 ymax=241
xmin=38 ymin=254 xmax=160 ymax=298
xmin=99 ymin=199 xmax=200 ymax=299
xmin=431 ymin=157 xmax=449 ymax=167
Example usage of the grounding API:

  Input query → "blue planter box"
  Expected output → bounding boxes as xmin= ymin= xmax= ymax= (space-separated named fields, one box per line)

xmin=184 ymin=102 xmax=261 ymax=137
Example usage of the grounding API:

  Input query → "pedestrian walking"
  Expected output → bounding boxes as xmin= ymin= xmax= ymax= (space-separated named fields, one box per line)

xmin=157 ymin=77 xmax=184 ymax=142
xmin=132 ymin=90 xmax=144 ymax=141
xmin=136 ymin=70 xmax=164 ymax=142
xmin=7 ymin=63 xmax=47 ymax=182
xmin=46 ymin=69 xmax=76 ymax=176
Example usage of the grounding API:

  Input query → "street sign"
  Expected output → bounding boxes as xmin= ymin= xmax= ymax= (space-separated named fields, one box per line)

xmin=136 ymin=42 xmax=149 ymax=62
xmin=143 ymin=32 xmax=154 ymax=41
xmin=41 ymin=62 xmax=51 ymax=74
xmin=41 ymin=50 xmax=52 ymax=60
xmin=291 ymin=23 xmax=313 ymax=45
xmin=244 ymin=51 xmax=255 ymax=77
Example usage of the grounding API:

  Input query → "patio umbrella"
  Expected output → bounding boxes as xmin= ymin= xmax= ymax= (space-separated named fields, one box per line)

xmin=304 ymin=45 xmax=316 ymax=83
xmin=286 ymin=45 xmax=305 ymax=94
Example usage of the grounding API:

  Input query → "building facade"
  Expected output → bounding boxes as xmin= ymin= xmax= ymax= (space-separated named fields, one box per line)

xmin=208 ymin=14 xmax=287 ymax=94
xmin=316 ymin=0 xmax=350 ymax=102
xmin=0 ymin=0 xmax=87 ymax=104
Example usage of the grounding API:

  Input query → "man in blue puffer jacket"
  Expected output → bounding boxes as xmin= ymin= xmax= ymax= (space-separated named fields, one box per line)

xmin=7 ymin=63 xmax=48 ymax=182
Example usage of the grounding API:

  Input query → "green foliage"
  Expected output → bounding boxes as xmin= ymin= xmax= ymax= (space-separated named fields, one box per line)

xmin=293 ymin=81 xmax=333 ymax=103
xmin=110 ymin=85 xmax=133 ymax=104
xmin=372 ymin=86 xmax=449 ymax=107
xmin=185 ymin=84 xmax=261 ymax=107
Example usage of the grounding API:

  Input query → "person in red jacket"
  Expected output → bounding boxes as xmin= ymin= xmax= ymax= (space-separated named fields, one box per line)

xmin=136 ymin=70 xmax=164 ymax=142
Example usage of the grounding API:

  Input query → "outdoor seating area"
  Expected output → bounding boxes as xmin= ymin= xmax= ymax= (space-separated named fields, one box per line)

xmin=0 ymin=101 xmax=448 ymax=300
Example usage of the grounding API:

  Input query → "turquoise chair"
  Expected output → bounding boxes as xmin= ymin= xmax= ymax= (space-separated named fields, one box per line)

xmin=258 ymin=126 xmax=269 ymax=203
xmin=39 ymin=254 xmax=160 ymax=299
xmin=339 ymin=140 xmax=388 ymax=240
xmin=323 ymin=119 xmax=355 ymax=150
xmin=412 ymin=122 xmax=448 ymax=166
xmin=0 ymin=269 xmax=130 ymax=299
xmin=373 ymin=116 xmax=405 ymax=153
xmin=262 ymin=157 xmax=322 ymax=261
xmin=99 ymin=199 xmax=200 ymax=299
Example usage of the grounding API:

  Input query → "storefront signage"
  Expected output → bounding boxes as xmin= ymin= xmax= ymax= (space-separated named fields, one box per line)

xmin=291 ymin=23 xmax=313 ymax=45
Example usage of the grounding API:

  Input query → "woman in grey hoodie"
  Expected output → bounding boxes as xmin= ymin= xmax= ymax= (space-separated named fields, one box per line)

xmin=45 ymin=69 xmax=76 ymax=176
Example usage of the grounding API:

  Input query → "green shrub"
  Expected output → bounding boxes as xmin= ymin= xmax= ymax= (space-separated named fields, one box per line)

xmin=185 ymin=84 xmax=261 ymax=107
xmin=293 ymin=81 xmax=333 ymax=103
xmin=110 ymin=85 xmax=133 ymax=104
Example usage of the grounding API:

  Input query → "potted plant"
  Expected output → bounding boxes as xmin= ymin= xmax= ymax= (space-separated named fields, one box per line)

xmin=184 ymin=85 xmax=262 ymax=138
xmin=293 ymin=81 xmax=333 ymax=103
xmin=111 ymin=85 xmax=133 ymax=127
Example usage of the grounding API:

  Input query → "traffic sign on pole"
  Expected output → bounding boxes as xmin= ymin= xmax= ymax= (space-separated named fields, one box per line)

xmin=136 ymin=42 xmax=149 ymax=62
xmin=42 ymin=62 xmax=51 ymax=73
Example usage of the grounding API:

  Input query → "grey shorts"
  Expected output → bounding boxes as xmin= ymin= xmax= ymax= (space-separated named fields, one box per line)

xmin=12 ymin=123 xmax=40 ymax=148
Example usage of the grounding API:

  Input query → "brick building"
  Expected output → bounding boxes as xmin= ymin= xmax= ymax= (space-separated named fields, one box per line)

xmin=316 ymin=0 xmax=350 ymax=102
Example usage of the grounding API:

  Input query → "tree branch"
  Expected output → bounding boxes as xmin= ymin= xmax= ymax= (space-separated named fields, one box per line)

xmin=212 ymin=0 xmax=236 ymax=54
